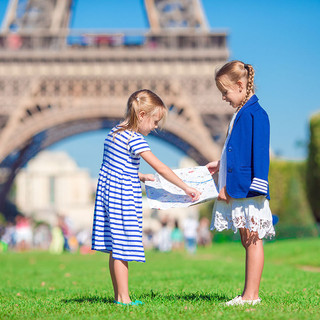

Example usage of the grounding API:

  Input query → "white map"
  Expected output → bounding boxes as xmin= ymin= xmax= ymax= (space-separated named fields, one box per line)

xmin=145 ymin=166 xmax=218 ymax=210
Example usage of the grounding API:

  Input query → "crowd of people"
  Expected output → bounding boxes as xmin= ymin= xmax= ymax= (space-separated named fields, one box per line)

xmin=0 ymin=213 xmax=211 ymax=254
xmin=144 ymin=216 xmax=212 ymax=253
xmin=0 ymin=214 xmax=91 ymax=254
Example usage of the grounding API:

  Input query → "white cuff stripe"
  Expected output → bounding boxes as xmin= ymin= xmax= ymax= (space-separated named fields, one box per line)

xmin=250 ymin=177 xmax=268 ymax=192
xmin=252 ymin=177 xmax=268 ymax=186
xmin=250 ymin=186 xmax=268 ymax=193
xmin=251 ymin=181 xmax=268 ymax=189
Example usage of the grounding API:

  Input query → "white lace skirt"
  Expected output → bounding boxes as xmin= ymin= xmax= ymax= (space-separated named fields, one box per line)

xmin=210 ymin=196 xmax=275 ymax=239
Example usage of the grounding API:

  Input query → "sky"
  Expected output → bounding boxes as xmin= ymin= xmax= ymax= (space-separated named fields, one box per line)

xmin=1 ymin=0 xmax=320 ymax=177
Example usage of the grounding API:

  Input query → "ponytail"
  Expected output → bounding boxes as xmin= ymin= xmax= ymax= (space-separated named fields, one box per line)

xmin=113 ymin=89 xmax=167 ymax=136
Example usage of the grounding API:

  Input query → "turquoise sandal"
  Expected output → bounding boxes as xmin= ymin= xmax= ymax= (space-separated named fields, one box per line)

xmin=113 ymin=300 xmax=144 ymax=306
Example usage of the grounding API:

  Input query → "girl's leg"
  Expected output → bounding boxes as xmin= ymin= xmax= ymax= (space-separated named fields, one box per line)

xmin=239 ymin=228 xmax=264 ymax=300
xmin=109 ymin=253 xmax=118 ymax=299
xmin=109 ymin=254 xmax=131 ymax=303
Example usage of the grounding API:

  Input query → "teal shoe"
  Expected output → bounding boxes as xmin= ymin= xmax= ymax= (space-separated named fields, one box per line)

xmin=113 ymin=300 xmax=143 ymax=306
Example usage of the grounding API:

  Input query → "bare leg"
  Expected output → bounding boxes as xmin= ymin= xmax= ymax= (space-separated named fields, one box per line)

xmin=109 ymin=254 xmax=131 ymax=303
xmin=109 ymin=253 xmax=118 ymax=299
xmin=239 ymin=228 xmax=264 ymax=300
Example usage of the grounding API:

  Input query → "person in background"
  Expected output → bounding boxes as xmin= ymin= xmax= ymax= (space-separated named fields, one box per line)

xmin=1 ymin=221 xmax=16 ymax=250
xmin=156 ymin=218 xmax=172 ymax=252
xmin=15 ymin=215 xmax=32 ymax=251
xmin=197 ymin=217 xmax=212 ymax=247
xmin=183 ymin=213 xmax=199 ymax=254
xmin=49 ymin=223 xmax=64 ymax=254
xmin=171 ymin=220 xmax=183 ymax=250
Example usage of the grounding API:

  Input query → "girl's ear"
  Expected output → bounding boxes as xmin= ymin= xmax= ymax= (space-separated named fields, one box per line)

xmin=138 ymin=110 xmax=146 ymax=121
xmin=237 ymin=80 xmax=245 ymax=92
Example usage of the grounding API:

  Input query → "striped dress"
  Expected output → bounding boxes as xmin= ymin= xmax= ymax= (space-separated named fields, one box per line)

xmin=91 ymin=127 xmax=150 ymax=262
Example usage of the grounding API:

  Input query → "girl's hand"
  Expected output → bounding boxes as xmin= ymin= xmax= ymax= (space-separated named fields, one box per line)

xmin=140 ymin=151 xmax=201 ymax=200
xmin=185 ymin=187 xmax=201 ymax=202
xmin=218 ymin=186 xmax=231 ymax=203
xmin=206 ymin=160 xmax=220 ymax=175
xmin=139 ymin=173 xmax=155 ymax=183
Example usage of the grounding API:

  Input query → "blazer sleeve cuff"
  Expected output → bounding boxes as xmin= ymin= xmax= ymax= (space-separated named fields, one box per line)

xmin=249 ymin=177 xmax=268 ymax=194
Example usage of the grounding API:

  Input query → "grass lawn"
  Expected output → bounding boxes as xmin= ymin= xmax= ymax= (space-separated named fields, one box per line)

xmin=0 ymin=238 xmax=319 ymax=319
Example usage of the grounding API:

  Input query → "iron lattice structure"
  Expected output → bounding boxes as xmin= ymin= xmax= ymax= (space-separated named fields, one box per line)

xmin=0 ymin=0 xmax=232 ymax=210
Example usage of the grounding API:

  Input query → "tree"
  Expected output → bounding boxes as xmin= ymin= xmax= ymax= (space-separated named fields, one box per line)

xmin=306 ymin=112 xmax=320 ymax=223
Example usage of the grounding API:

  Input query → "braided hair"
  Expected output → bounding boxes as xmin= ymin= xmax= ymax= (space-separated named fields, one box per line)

xmin=241 ymin=64 xmax=255 ymax=108
xmin=215 ymin=60 xmax=255 ymax=111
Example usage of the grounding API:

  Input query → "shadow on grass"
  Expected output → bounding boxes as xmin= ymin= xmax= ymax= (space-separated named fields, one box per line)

xmin=61 ymin=291 xmax=228 ymax=305
xmin=139 ymin=291 xmax=228 ymax=302
xmin=61 ymin=296 xmax=114 ymax=304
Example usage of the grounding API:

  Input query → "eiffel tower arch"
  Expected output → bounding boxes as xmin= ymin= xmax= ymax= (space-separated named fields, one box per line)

xmin=0 ymin=0 xmax=232 ymax=209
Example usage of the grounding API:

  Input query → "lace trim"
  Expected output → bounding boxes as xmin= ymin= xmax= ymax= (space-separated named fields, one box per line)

xmin=212 ymin=212 xmax=275 ymax=239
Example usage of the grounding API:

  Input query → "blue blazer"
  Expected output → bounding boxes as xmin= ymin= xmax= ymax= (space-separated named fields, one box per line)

xmin=226 ymin=95 xmax=270 ymax=200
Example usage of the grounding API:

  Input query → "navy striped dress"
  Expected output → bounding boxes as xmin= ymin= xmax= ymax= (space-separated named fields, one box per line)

xmin=91 ymin=127 xmax=150 ymax=262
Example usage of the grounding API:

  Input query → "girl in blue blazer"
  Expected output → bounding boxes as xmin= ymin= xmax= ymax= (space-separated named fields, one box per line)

xmin=206 ymin=60 xmax=275 ymax=306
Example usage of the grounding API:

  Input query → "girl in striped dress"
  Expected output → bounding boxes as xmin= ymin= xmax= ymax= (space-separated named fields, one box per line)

xmin=92 ymin=89 xmax=200 ymax=306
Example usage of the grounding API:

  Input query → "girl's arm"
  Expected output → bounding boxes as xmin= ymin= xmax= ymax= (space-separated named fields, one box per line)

xmin=249 ymin=110 xmax=270 ymax=195
xmin=206 ymin=160 xmax=231 ymax=203
xmin=218 ymin=186 xmax=231 ymax=203
xmin=206 ymin=160 xmax=220 ymax=175
xmin=140 ymin=150 xmax=201 ymax=201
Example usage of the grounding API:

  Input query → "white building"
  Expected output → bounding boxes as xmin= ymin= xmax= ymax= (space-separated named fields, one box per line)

xmin=15 ymin=151 xmax=95 ymax=231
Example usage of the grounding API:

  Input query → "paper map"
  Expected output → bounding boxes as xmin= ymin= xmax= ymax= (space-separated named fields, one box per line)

xmin=145 ymin=166 xmax=218 ymax=210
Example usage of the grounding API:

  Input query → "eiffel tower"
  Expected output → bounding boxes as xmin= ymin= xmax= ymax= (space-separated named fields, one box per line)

xmin=0 ymin=0 xmax=231 ymax=210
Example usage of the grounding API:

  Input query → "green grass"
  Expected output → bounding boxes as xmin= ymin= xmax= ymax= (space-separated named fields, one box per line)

xmin=1 ymin=238 xmax=320 ymax=319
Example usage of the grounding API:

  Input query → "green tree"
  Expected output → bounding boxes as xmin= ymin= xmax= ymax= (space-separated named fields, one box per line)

xmin=306 ymin=112 xmax=320 ymax=223
xmin=269 ymin=159 xmax=317 ymax=238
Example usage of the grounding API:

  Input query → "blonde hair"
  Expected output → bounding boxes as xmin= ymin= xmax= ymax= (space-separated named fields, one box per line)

xmin=215 ymin=60 xmax=255 ymax=109
xmin=114 ymin=89 xmax=167 ymax=135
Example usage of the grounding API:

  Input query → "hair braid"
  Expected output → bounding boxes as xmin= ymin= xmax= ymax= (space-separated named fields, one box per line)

xmin=238 ymin=64 xmax=255 ymax=110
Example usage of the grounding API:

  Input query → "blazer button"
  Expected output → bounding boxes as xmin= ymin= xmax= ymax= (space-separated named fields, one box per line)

xmin=228 ymin=147 xmax=232 ymax=152
xmin=228 ymin=168 xmax=232 ymax=173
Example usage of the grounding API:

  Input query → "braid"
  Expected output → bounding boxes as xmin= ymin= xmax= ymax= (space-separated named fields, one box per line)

xmin=237 ymin=63 xmax=255 ymax=110
xmin=246 ymin=64 xmax=255 ymax=97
